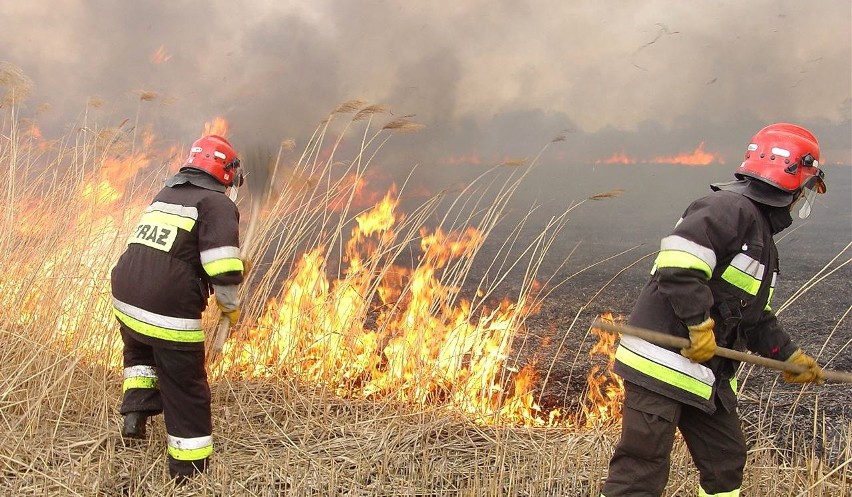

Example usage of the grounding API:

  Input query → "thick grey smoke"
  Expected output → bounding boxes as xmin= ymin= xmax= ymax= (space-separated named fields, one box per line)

xmin=1 ymin=1 xmax=849 ymax=172
xmin=1 ymin=1 xmax=849 ymax=310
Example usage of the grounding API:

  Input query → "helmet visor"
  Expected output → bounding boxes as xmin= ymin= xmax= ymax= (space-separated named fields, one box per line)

xmin=794 ymin=185 xmax=818 ymax=219
xmin=794 ymin=158 xmax=825 ymax=218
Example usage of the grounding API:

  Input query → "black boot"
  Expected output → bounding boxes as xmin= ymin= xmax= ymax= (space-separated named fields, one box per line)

xmin=121 ymin=411 xmax=148 ymax=439
xmin=170 ymin=458 xmax=208 ymax=485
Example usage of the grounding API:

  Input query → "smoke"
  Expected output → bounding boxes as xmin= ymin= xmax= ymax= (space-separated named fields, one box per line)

xmin=1 ymin=0 xmax=850 ymax=176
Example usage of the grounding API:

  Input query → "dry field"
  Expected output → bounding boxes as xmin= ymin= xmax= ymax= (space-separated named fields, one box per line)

xmin=0 ymin=80 xmax=849 ymax=495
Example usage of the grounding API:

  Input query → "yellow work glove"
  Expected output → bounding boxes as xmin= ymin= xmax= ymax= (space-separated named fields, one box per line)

xmin=680 ymin=317 xmax=717 ymax=363
xmin=213 ymin=283 xmax=241 ymax=326
xmin=782 ymin=349 xmax=825 ymax=385
xmin=216 ymin=301 xmax=241 ymax=326
xmin=241 ymin=258 xmax=252 ymax=276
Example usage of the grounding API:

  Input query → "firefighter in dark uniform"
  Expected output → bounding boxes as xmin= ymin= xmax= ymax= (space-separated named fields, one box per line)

xmin=601 ymin=123 xmax=827 ymax=497
xmin=111 ymin=134 xmax=244 ymax=481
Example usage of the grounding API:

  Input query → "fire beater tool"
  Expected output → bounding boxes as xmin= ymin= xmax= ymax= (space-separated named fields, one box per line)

xmin=591 ymin=317 xmax=852 ymax=384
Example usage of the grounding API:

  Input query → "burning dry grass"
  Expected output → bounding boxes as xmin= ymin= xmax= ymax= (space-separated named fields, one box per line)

xmin=0 ymin=86 xmax=850 ymax=495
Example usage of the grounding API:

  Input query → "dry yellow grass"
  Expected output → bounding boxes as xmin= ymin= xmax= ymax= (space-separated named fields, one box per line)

xmin=0 ymin=335 xmax=847 ymax=496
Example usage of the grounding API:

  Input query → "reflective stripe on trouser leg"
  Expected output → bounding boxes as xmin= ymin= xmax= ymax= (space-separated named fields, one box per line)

xmin=680 ymin=401 xmax=745 ymax=496
xmin=151 ymin=346 xmax=212 ymax=478
xmin=123 ymin=365 xmax=158 ymax=392
xmin=119 ymin=324 xmax=163 ymax=415
xmin=601 ymin=383 xmax=682 ymax=496
xmin=168 ymin=434 xmax=213 ymax=461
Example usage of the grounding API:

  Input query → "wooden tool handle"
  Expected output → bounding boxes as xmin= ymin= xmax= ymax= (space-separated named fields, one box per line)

xmin=209 ymin=315 xmax=230 ymax=362
xmin=591 ymin=318 xmax=852 ymax=384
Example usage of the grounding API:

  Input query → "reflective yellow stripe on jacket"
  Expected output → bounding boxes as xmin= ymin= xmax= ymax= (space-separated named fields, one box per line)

xmin=113 ymin=297 xmax=205 ymax=343
xmin=654 ymin=235 xmax=776 ymax=309
xmin=651 ymin=234 xmax=716 ymax=278
xmin=721 ymin=253 xmax=765 ymax=296
xmin=142 ymin=201 xmax=198 ymax=231
xmin=200 ymin=245 xmax=243 ymax=277
xmin=616 ymin=335 xmax=715 ymax=400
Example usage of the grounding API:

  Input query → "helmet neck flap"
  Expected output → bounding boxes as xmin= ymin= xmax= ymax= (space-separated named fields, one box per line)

xmin=710 ymin=179 xmax=794 ymax=233
xmin=165 ymin=168 xmax=227 ymax=193
xmin=710 ymin=178 xmax=793 ymax=207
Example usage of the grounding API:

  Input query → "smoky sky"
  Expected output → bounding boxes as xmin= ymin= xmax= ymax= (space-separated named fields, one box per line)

xmin=1 ymin=0 xmax=850 ymax=175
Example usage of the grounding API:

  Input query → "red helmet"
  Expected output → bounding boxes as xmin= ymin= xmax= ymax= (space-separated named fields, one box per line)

xmin=181 ymin=135 xmax=243 ymax=186
xmin=736 ymin=123 xmax=825 ymax=194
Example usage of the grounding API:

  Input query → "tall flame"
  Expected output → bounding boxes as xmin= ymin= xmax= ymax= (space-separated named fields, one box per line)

xmin=213 ymin=191 xmax=550 ymax=424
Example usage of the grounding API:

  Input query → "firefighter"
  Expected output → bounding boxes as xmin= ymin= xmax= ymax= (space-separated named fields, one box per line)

xmin=601 ymin=123 xmax=827 ymax=497
xmin=111 ymin=134 xmax=245 ymax=482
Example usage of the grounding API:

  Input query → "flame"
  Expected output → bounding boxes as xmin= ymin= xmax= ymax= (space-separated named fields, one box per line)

xmin=326 ymin=175 xmax=388 ymax=213
xmin=596 ymin=142 xmax=725 ymax=166
xmin=4 ymin=122 xmax=170 ymax=369
xmin=595 ymin=150 xmax=636 ymax=165
xmin=203 ymin=117 xmax=229 ymax=137
xmin=582 ymin=312 xmax=625 ymax=426
xmin=651 ymin=142 xmax=725 ymax=166
xmin=6 ymin=113 xmax=628 ymax=429
xmin=213 ymin=190 xmax=552 ymax=425
xmin=24 ymin=121 xmax=42 ymax=140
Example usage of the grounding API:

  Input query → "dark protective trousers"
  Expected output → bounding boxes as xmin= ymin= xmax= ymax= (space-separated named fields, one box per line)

xmin=119 ymin=324 xmax=213 ymax=479
xmin=601 ymin=382 xmax=746 ymax=497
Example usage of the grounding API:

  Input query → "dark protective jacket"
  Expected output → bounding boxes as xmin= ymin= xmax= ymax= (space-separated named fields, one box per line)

xmin=613 ymin=189 xmax=799 ymax=413
xmin=111 ymin=171 xmax=243 ymax=351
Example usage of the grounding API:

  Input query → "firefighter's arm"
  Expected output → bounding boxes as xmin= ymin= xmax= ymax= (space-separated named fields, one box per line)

xmin=198 ymin=194 xmax=245 ymax=285
xmin=744 ymin=312 xmax=823 ymax=384
xmin=199 ymin=195 xmax=244 ymax=328
xmin=654 ymin=195 xmax=744 ymax=325
xmin=744 ymin=311 xmax=797 ymax=359
xmin=655 ymin=243 xmax=718 ymax=362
